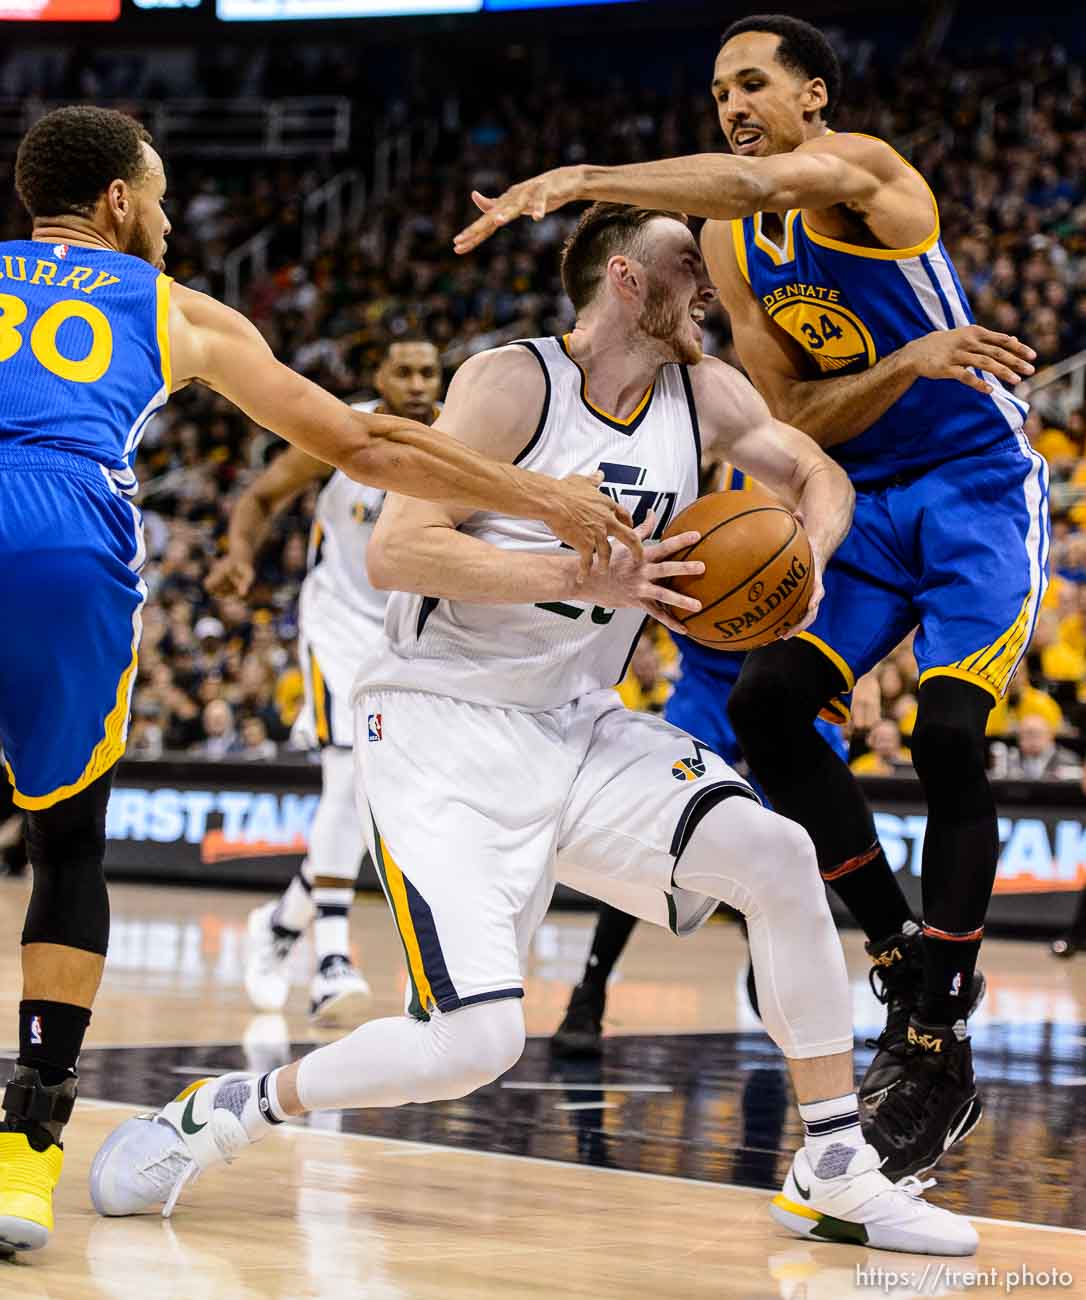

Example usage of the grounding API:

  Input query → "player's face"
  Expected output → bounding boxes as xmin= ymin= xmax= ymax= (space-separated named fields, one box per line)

xmin=125 ymin=144 xmax=171 ymax=270
xmin=637 ymin=220 xmax=716 ymax=366
xmin=712 ymin=32 xmax=816 ymax=156
xmin=376 ymin=342 xmax=442 ymax=422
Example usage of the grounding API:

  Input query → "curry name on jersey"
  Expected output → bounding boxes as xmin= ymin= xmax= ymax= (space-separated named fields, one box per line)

xmin=0 ymin=240 xmax=170 ymax=496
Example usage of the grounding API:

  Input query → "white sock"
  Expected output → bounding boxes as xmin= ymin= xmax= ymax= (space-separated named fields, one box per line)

xmin=274 ymin=872 xmax=316 ymax=934
xmin=211 ymin=1072 xmax=286 ymax=1142
xmin=312 ymin=887 xmax=354 ymax=965
xmin=798 ymin=1092 xmax=865 ymax=1178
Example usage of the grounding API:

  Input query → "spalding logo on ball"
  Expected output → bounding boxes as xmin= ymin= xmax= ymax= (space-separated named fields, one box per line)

xmin=662 ymin=484 xmax=814 ymax=651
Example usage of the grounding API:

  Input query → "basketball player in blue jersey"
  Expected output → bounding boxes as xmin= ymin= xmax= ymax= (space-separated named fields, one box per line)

xmin=553 ymin=463 xmax=850 ymax=1058
xmin=456 ymin=15 xmax=1047 ymax=1181
xmin=0 ymin=106 xmax=636 ymax=1256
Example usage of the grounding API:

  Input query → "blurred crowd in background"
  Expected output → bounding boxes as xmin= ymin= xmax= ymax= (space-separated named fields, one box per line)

xmin=3 ymin=31 xmax=1084 ymax=778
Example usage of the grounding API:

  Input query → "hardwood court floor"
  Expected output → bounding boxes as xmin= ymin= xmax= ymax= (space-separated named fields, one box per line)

xmin=1 ymin=879 xmax=1084 ymax=1298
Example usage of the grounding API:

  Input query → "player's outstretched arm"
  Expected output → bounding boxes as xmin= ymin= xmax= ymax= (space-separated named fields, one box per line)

xmin=167 ymin=285 xmax=639 ymax=580
xmin=368 ymin=348 xmax=704 ymax=632
xmin=700 ymin=220 xmax=1036 ymax=447
xmin=456 ymin=134 xmax=902 ymax=252
xmin=207 ymin=445 xmax=328 ymax=598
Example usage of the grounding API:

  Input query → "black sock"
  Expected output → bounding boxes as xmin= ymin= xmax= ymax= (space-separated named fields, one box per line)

xmin=920 ymin=928 xmax=982 ymax=1024
xmin=17 ymin=999 xmax=91 ymax=1087
xmin=582 ymin=905 xmax=638 ymax=992
xmin=823 ymin=842 xmax=915 ymax=943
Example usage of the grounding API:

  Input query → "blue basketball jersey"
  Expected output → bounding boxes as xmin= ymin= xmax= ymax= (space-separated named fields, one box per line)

xmin=0 ymin=240 xmax=170 ymax=495
xmin=731 ymin=136 xmax=1029 ymax=486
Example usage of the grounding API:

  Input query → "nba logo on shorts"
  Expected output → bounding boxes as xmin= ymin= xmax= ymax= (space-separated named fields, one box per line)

xmin=368 ymin=713 xmax=383 ymax=743
xmin=30 ymin=1015 xmax=42 ymax=1046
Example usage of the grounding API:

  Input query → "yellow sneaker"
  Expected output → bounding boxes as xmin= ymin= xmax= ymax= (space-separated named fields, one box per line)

xmin=0 ymin=1130 xmax=64 ymax=1252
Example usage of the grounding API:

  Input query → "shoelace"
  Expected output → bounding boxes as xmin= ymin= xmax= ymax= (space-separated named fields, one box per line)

xmin=896 ymin=1174 xmax=937 ymax=1198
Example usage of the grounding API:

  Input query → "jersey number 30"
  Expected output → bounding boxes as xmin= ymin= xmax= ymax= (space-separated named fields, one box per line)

xmin=0 ymin=292 xmax=113 ymax=384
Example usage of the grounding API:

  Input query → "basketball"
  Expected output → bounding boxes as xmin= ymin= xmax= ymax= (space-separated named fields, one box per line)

xmin=662 ymin=486 xmax=814 ymax=649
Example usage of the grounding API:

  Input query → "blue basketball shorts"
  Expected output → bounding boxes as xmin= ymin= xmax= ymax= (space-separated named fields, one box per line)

xmin=665 ymin=647 xmax=847 ymax=769
xmin=800 ymin=437 xmax=1050 ymax=722
xmin=0 ymin=449 xmax=145 ymax=809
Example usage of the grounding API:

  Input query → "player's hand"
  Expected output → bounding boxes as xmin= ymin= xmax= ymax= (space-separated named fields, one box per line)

xmin=206 ymin=553 xmax=255 ymax=597
xmin=850 ymin=673 xmax=882 ymax=730
xmin=544 ymin=471 xmax=643 ymax=584
xmin=903 ymin=325 xmax=1036 ymax=393
xmin=454 ymin=166 xmax=586 ymax=254
xmin=784 ymin=546 xmax=823 ymax=639
xmin=581 ymin=512 xmax=704 ymax=636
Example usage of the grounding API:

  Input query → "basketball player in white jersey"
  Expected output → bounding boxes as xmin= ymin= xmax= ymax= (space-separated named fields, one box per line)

xmin=91 ymin=204 xmax=976 ymax=1256
xmin=207 ymin=338 xmax=443 ymax=1027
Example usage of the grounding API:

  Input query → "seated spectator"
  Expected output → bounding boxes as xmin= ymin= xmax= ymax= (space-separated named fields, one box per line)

xmin=987 ymin=666 xmax=1064 ymax=736
xmin=127 ymin=702 xmax=164 ymax=759
xmin=236 ymin=715 xmax=278 ymax=762
xmin=1003 ymin=713 xmax=1081 ymax=781
xmin=190 ymin=698 xmax=239 ymax=760
xmin=850 ymin=719 xmax=914 ymax=777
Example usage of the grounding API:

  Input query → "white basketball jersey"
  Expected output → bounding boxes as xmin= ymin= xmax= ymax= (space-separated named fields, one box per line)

xmin=362 ymin=336 xmax=702 ymax=711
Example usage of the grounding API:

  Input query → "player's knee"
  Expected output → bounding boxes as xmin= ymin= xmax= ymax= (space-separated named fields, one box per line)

xmin=697 ymin=799 xmax=820 ymax=916
xmin=433 ymin=998 xmax=525 ymax=1098
xmin=727 ymin=644 xmax=822 ymax=751
xmin=23 ymin=780 xmax=111 ymax=956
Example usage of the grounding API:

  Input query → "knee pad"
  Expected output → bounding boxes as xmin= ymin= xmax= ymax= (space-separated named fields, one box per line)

xmin=728 ymin=640 xmax=841 ymax=755
xmin=911 ymin=679 xmax=992 ymax=815
xmin=433 ymin=998 xmax=526 ymax=1095
xmin=22 ymin=774 xmax=112 ymax=955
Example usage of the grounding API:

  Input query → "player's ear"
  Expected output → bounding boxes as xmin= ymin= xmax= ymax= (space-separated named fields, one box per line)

xmin=106 ymin=178 xmax=130 ymax=224
xmin=802 ymin=78 xmax=828 ymax=120
xmin=606 ymin=254 xmax=640 ymax=302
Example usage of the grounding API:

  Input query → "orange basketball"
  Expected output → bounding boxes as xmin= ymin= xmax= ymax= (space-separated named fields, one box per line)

xmin=663 ymin=486 xmax=814 ymax=649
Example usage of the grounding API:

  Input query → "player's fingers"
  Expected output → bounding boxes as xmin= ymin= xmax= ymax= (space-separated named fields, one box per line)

xmin=636 ymin=510 xmax=656 ymax=540
xmin=981 ymin=345 xmax=1035 ymax=375
xmin=972 ymin=328 xmax=1036 ymax=360
xmin=641 ymin=601 xmax=690 ymax=636
xmin=573 ymin=539 xmax=593 ymax=585
xmin=471 ymin=190 xmax=497 ymax=212
xmin=947 ymin=365 xmax=991 ymax=393
xmin=643 ymin=584 xmax=702 ymax=613
xmin=595 ymin=526 xmax=613 ymax=576
xmin=649 ymin=529 xmax=701 ymax=559
xmin=611 ymin=518 xmax=644 ymax=561
xmin=645 ymin=560 xmax=705 ymax=580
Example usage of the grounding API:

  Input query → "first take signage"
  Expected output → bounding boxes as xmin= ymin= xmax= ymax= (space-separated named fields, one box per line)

xmin=103 ymin=761 xmax=1086 ymax=931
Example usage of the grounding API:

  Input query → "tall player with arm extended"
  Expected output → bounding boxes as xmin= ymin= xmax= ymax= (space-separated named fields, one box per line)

xmin=0 ymin=105 xmax=635 ymax=1257
xmin=93 ymin=203 xmax=976 ymax=1258
xmin=211 ymin=337 xmax=445 ymax=1027
xmin=455 ymin=14 xmax=1048 ymax=1180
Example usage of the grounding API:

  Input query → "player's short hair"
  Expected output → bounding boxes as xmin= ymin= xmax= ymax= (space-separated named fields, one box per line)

xmin=382 ymin=334 xmax=439 ymax=360
xmin=560 ymin=202 xmax=688 ymax=313
xmin=15 ymin=106 xmax=152 ymax=220
xmin=720 ymin=14 xmax=841 ymax=121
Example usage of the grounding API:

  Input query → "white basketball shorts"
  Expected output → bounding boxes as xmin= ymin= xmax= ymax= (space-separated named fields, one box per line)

xmin=356 ymin=687 xmax=756 ymax=1018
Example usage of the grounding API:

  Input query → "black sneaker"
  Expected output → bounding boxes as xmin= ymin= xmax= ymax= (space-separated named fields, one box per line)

xmin=860 ymin=927 xmax=986 ymax=1109
xmin=863 ymin=1016 xmax=983 ymax=1181
xmin=550 ymin=982 xmax=605 ymax=1059
xmin=859 ymin=925 xmax=924 ymax=1108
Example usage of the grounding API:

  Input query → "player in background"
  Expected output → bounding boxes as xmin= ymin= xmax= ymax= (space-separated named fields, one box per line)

xmin=455 ymin=14 xmax=1046 ymax=1181
xmin=552 ymin=464 xmax=850 ymax=1057
xmin=209 ymin=337 xmax=444 ymax=1026
xmin=94 ymin=204 xmax=976 ymax=1257
xmin=0 ymin=105 xmax=636 ymax=1257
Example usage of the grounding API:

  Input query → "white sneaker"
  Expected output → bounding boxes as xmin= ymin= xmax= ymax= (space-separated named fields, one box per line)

xmin=308 ymin=955 xmax=371 ymax=1028
xmin=770 ymin=1145 xmax=978 ymax=1256
xmin=244 ymin=902 xmax=300 ymax=1012
xmin=89 ymin=1075 xmax=259 ymax=1219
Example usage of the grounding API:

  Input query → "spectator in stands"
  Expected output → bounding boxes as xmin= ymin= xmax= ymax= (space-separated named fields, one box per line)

xmin=236 ymin=716 xmax=278 ymax=762
xmin=1003 ymin=714 xmax=1081 ymax=781
xmin=190 ymin=699 xmax=238 ymax=760
xmin=850 ymin=720 xmax=914 ymax=777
